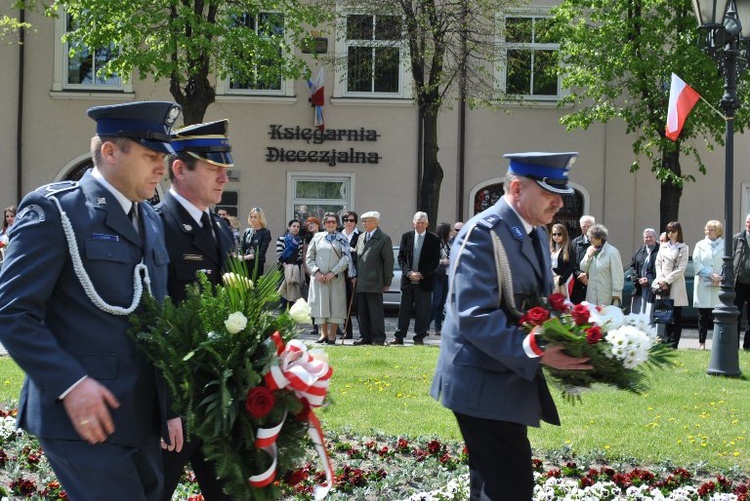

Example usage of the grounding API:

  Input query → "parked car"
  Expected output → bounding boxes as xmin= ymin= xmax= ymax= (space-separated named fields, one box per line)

xmin=621 ymin=258 xmax=697 ymax=324
xmin=383 ymin=246 xmax=402 ymax=308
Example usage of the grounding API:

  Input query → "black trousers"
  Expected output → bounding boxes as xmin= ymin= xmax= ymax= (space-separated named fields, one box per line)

xmin=162 ymin=433 xmax=230 ymax=501
xmin=734 ymin=281 xmax=750 ymax=349
xmin=698 ymin=308 xmax=714 ymax=344
xmin=454 ymin=412 xmax=534 ymax=501
xmin=357 ymin=292 xmax=386 ymax=343
xmin=394 ymin=282 xmax=432 ymax=340
xmin=665 ymin=306 xmax=683 ymax=349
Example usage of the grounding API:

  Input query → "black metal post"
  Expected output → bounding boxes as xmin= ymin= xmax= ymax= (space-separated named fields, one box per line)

xmin=708 ymin=28 xmax=742 ymax=377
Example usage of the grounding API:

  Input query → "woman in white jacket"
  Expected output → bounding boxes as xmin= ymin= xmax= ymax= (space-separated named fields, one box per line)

xmin=580 ymin=224 xmax=624 ymax=306
xmin=692 ymin=220 xmax=724 ymax=349
xmin=653 ymin=221 xmax=690 ymax=349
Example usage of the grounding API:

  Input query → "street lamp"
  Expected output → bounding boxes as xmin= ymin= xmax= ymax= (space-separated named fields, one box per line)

xmin=691 ymin=0 xmax=746 ymax=376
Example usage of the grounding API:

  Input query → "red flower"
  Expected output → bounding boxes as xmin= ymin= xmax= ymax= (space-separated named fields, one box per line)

xmin=524 ymin=307 xmax=550 ymax=326
xmin=585 ymin=326 xmax=603 ymax=344
xmin=571 ymin=304 xmax=591 ymax=326
xmin=245 ymin=386 xmax=275 ymax=419
xmin=548 ymin=293 xmax=568 ymax=312
xmin=284 ymin=468 xmax=309 ymax=486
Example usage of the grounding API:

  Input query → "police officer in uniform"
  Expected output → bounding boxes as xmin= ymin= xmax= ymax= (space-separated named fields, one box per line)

xmin=156 ymin=120 xmax=235 ymax=500
xmin=0 ymin=101 xmax=182 ymax=500
xmin=431 ymin=152 xmax=592 ymax=501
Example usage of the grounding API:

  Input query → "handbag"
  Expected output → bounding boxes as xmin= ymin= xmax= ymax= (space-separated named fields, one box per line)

xmin=652 ymin=297 xmax=674 ymax=324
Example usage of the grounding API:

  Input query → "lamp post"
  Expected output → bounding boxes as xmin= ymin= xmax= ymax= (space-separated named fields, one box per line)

xmin=692 ymin=0 xmax=745 ymax=376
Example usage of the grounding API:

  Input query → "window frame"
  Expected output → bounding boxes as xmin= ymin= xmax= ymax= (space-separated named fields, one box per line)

xmin=333 ymin=10 xmax=411 ymax=100
xmin=215 ymin=11 xmax=296 ymax=99
xmin=52 ymin=10 xmax=132 ymax=94
xmin=497 ymin=9 xmax=562 ymax=102
xmin=286 ymin=172 xmax=356 ymax=223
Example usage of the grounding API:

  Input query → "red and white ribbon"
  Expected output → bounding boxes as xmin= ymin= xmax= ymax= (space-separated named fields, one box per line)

xmin=249 ymin=332 xmax=334 ymax=498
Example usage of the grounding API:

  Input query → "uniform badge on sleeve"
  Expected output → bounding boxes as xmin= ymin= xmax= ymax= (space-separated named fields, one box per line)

xmin=16 ymin=204 xmax=46 ymax=223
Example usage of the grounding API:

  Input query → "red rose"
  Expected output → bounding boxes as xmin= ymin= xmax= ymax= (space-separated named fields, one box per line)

xmin=548 ymin=293 xmax=568 ymax=312
xmin=585 ymin=325 xmax=603 ymax=344
xmin=525 ymin=307 xmax=550 ymax=326
xmin=245 ymin=386 xmax=275 ymax=419
xmin=571 ymin=304 xmax=591 ymax=326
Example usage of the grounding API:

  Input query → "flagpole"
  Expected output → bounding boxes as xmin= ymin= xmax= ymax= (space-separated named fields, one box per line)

xmin=698 ymin=94 xmax=727 ymax=120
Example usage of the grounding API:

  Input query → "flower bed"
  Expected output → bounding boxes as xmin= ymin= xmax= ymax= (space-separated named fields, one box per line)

xmin=1 ymin=409 xmax=747 ymax=500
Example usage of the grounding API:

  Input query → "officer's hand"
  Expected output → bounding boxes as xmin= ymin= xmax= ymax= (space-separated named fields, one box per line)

xmin=63 ymin=377 xmax=120 ymax=444
xmin=540 ymin=345 xmax=593 ymax=371
xmin=162 ymin=417 xmax=184 ymax=453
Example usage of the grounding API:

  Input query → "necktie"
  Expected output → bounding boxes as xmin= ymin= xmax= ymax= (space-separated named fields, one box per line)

xmin=200 ymin=212 xmax=215 ymax=242
xmin=128 ymin=203 xmax=140 ymax=235
xmin=365 ymin=232 xmax=370 ymax=244
xmin=413 ymin=233 xmax=423 ymax=271
xmin=529 ymin=229 xmax=545 ymax=266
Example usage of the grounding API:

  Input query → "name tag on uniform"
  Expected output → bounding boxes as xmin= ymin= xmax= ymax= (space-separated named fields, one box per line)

xmin=183 ymin=253 xmax=204 ymax=261
xmin=91 ymin=233 xmax=119 ymax=242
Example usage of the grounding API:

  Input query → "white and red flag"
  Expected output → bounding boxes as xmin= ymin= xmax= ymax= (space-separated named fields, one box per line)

xmin=307 ymin=68 xmax=325 ymax=130
xmin=665 ymin=73 xmax=700 ymax=141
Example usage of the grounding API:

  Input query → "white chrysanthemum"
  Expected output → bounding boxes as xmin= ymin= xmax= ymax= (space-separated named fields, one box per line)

xmin=605 ymin=325 xmax=654 ymax=369
xmin=289 ymin=298 xmax=313 ymax=324
xmin=587 ymin=304 xmax=625 ymax=329
xmin=624 ymin=312 xmax=659 ymax=341
xmin=224 ymin=311 xmax=248 ymax=334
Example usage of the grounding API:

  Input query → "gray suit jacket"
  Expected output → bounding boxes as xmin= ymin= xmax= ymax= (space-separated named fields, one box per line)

xmin=430 ymin=198 xmax=559 ymax=427
xmin=0 ymin=171 xmax=170 ymax=446
xmin=354 ymin=227 xmax=394 ymax=293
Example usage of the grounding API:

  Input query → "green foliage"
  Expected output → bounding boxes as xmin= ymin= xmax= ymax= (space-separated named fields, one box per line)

xmin=128 ymin=265 xmax=313 ymax=500
xmin=551 ymin=0 xmax=750 ymax=186
xmin=40 ymin=0 xmax=331 ymax=122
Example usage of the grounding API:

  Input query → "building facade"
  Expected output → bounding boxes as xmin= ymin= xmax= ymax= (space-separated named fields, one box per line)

xmin=2 ymin=3 xmax=750 ymax=259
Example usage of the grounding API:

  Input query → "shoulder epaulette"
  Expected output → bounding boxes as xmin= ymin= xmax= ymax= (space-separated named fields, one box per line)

xmin=36 ymin=181 xmax=79 ymax=198
xmin=476 ymin=213 xmax=501 ymax=230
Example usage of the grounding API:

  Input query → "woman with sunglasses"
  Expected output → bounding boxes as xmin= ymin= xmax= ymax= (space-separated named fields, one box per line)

xmin=340 ymin=211 xmax=360 ymax=339
xmin=240 ymin=207 xmax=272 ymax=278
xmin=306 ymin=213 xmax=354 ymax=344
xmin=653 ymin=221 xmax=689 ymax=348
xmin=549 ymin=223 xmax=574 ymax=298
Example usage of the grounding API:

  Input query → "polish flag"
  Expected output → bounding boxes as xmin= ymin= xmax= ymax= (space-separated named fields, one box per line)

xmin=665 ymin=73 xmax=700 ymax=141
xmin=307 ymin=68 xmax=325 ymax=130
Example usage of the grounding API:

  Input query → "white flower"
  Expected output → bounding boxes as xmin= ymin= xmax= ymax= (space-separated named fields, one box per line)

xmin=289 ymin=298 xmax=313 ymax=324
xmin=224 ymin=311 xmax=247 ymax=334
xmin=586 ymin=303 xmax=625 ymax=329
xmin=605 ymin=325 xmax=654 ymax=369
xmin=222 ymin=272 xmax=253 ymax=290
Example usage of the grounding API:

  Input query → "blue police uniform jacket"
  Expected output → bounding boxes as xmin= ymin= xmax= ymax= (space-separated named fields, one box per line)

xmin=156 ymin=193 xmax=234 ymax=303
xmin=430 ymin=198 xmax=560 ymax=427
xmin=0 ymin=171 xmax=170 ymax=446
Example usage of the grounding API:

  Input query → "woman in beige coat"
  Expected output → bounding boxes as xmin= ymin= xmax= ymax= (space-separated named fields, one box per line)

xmin=653 ymin=221 xmax=690 ymax=348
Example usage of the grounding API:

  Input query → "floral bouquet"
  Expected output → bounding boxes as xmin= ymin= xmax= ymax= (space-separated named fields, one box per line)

xmin=129 ymin=260 xmax=333 ymax=500
xmin=520 ymin=292 xmax=674 ymax=401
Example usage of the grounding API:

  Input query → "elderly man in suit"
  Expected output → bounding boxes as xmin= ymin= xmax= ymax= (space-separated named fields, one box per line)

xmin=388 ymin=211 xmax=440 ymax=345
xmin=353 ymin=210 xmax=394 ymax=346
xmin=0 ymin=101 xmax=182 ymax=500
xmin=431 ymin=152 xmax=592 ymax=501
xmin=570 ymin=214 xmax=595 ymax=303
xmin=156 ymin=120 xmax=235 ymax=500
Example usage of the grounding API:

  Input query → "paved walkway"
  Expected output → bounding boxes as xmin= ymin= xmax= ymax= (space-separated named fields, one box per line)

xmin=298 ymin=314 xmax=715 ymax=350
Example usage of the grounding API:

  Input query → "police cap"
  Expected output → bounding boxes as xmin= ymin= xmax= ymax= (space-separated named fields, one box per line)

xmin=504 ymin=152 xmax=577 ymax=194
xmin=87 ymin=101 xmax=182 ymax=155
xmin=171 ymin=119 xmax=234 ymax=168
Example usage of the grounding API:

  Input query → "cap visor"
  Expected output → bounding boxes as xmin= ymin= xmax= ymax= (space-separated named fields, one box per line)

xmin=536 ymin=180 xmax=574 ymax=195
xmin=139 ymin=138 xmax=175 ymax=155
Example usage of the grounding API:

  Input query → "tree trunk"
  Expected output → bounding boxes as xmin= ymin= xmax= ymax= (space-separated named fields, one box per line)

xmin=659 ymin=147 xmax=682 ymax=232
xmin=170 ymin=73 xmax=215 ymax=126
xmin=419 ymin=105 xmax=444 ymax=229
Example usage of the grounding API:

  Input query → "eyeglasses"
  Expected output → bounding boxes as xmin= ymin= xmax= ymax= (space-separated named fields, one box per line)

xmin=324 ymin=220 xmax=337 ymax=225
xmin=552 ymin=233 xmax=562 ymax=236
xmin=344 ymin=218 xmax=357 ymax=222
xmin=667 ymin=229 xmax=676 ymax=234
xmin=454 ymin=227 xmax=461 ymax=231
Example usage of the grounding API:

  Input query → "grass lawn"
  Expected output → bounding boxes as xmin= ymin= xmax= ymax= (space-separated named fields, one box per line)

xmin=1 ymin=346 xmax=748 ymax=474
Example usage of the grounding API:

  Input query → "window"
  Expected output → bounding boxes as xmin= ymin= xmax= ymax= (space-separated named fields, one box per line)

xmin=288 ymin=174 xmax=354 ymax=223
xmin=52 ymin=12 xmax=130 ymax=93
xmin=500 ymin=13 xmax=560 ymax=100
xmin=225 ymin=13 xmax=287 ymax=94
xmin=335 ymin=13 xmax=408 ymax=98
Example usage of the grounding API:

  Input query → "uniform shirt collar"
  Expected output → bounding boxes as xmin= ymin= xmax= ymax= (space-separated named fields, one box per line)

xmin=169 ymin=187 xmax=209 ymax=226
xmin=91 ymin=167 xmax=133 ymax=216
xmin=502 ymin=195 xmax=534 ymax=234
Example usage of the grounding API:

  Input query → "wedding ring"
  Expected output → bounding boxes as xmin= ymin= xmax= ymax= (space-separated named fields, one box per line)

xmin=79 ymin=419 xmax=90 ymax=426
